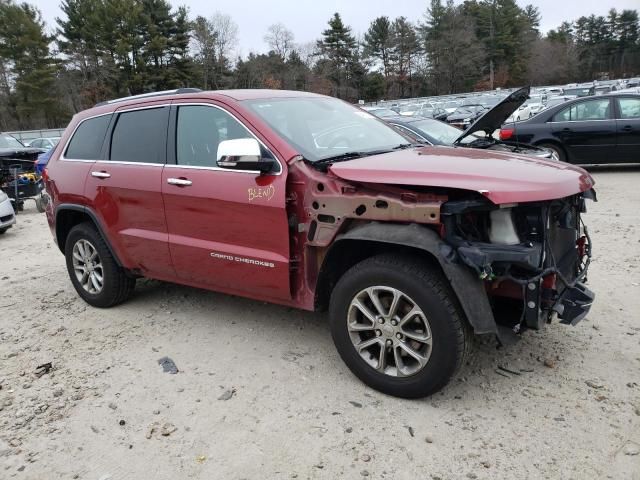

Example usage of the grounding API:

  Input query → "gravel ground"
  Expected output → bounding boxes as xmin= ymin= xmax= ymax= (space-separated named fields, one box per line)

xmin=0 ymin=169 xmax=639 ymax=480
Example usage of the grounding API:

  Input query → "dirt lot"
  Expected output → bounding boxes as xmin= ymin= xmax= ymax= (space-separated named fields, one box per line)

xmin=0 ymin=169 xmax=639 ymax=480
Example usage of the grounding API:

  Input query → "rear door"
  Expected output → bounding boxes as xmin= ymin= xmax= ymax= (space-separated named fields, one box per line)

xmin=83 ymin=103 xmax=174 ymax=278
xmin=161 ymin=101 xmax=290 ymax=301
xmin=614 ymin=96 xmax=640 ymax=163
xmin=550 ymin=98 xmax=616 ymax=164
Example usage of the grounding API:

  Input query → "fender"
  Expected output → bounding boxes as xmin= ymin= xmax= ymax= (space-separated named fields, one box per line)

xmin=55 ymin=203 xmax=123 ymax=267
xmin=331 ymin=222 xmax=498 ymax=336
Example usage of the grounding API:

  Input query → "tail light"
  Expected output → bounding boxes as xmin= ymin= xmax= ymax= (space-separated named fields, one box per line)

xmin=499 ymin=128 xmax=514 ymax=140
xmin=42 ymin=168 xmax=48 ymax=183
xmin=576 ymin=235 xmax=587 ymax=258
xmin=542 ymin=273 xmax=557 ymax=290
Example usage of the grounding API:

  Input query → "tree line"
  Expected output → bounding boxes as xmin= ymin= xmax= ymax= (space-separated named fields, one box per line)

xmin=0 ymin=0 xmax=639 ymax=131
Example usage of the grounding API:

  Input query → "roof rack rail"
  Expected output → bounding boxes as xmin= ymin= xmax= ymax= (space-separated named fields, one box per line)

xmin=94 ymin=88 xmax=202 ymax=107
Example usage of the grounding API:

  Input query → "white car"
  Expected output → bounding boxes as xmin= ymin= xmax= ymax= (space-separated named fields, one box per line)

xmin=27 ymin=137 xmax=60 ymax=149
xmin=0 ymin=190 xmax=16 ymax=234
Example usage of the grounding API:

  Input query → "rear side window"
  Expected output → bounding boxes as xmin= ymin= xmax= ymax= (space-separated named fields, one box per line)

xmin=617 ymin=98 xmax=640 ymax=119
xmin=65 ymin=115 xmax=111 ymax=160
xmin=553 ymin=99 xmax=611 ymax=122
xmin=110 ymin=107 xmax=168 ymax=163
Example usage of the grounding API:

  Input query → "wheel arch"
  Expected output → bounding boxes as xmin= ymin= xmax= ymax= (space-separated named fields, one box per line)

xmin=315 ymin=222 xmax=497 ymax=336
xmin=55 ymin=204 xmax=123 ymax=267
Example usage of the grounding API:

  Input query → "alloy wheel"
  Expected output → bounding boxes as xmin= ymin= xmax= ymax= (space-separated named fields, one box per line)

xmin=347 ymin=286 xmax=433 ymax=377
xmin=72 ymin=239 xmax=104 ymax=294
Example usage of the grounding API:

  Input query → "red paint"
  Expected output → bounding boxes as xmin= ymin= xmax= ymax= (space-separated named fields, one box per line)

xmin=329 ymin=146 xmax=594 ymax=204
xmin=45 ymin=89 xmax=596 ymax=312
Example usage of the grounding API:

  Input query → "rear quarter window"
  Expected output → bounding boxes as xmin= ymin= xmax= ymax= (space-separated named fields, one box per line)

xmin=65 ymin=115 xmax=111 ymax=160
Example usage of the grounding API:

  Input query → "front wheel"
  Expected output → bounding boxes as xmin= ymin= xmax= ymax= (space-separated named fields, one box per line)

xmin=65 ymin=222 xmax=135 ymax=308
xmin=329 ymin=254 xmax=470 ymax=398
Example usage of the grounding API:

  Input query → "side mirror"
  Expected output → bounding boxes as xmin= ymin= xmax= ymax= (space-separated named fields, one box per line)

xmin=216 ymin=138 xmax=274 ymax=173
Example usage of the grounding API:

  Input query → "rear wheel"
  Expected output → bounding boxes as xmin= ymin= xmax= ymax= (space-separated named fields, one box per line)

xmin=35 ymin=195 xmax=46 ymax=213
xmin=329 ymin=254 xmax=470 ymax=398
xmin=538 ymin=142 xmax=566 ymax=162
xmin=64 ymin=222 xmax=135 ymax=308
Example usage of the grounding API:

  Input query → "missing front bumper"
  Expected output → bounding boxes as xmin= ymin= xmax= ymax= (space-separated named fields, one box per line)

xmin=553 ymin=281 xmax=595 ymax=325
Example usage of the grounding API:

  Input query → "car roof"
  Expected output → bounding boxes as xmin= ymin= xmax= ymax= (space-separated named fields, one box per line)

xmin=75 ymin=89 xmax=329 ymax=121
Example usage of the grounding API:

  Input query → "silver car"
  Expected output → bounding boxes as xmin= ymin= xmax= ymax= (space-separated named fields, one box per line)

xmin=0 ymin=190 xmax=16 ymax=234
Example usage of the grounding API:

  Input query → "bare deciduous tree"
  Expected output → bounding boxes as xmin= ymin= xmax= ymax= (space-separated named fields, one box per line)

xmin=264 ymin=22 xmax=294 ymax=60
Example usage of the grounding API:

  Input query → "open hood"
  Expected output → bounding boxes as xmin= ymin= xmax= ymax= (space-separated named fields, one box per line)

xmin=454 ymin=86 xmax=530 ymax=145
xmin=329 ymin=145 xmax=594 ymax=205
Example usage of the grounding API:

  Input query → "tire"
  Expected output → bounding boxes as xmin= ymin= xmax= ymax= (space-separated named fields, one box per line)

xmin=64 ymin=222 xmax=135 ymax=308
xmin=0 ymin=227 xmax=8 ymax=235
xmin=329 ymin=254 xmax=470 ymax=398
xmin=537 ymin=142 xmax=566 ymax=162
xmin=35 ymin=195 xmax=45 ymax=213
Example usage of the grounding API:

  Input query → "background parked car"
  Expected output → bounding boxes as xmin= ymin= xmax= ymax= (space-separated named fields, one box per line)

xmin=361 ymin=106 xmax=398 ymax=118
xmin=0 ymin=189 xmax=16 ymax=234
xmin=446 ymin=104 xmax=487 ymax=129
xmin=500 ymin=93 xmax=640 ymax=164
xmin=27 ymin=137 xmax=60 ymax=149
xmin=387 ymin=115 xmax=554 ymax=159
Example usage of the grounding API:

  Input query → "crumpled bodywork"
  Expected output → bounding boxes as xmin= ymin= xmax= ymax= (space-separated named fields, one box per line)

xmin=287 ymin=151 xmax=595 ymax=342
xmin=329 ymin=146 xmax=595 ymax=204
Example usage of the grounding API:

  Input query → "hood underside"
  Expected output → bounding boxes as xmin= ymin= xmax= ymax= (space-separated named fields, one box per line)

xmin=455 ymin=86 xmax=530 ymax=144
xmin=329 ymin=146 xmax=594 ymax=205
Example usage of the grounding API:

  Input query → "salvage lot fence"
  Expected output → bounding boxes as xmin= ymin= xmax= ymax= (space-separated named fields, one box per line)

xmin=6 ymin=128 xmax=66 ymax=145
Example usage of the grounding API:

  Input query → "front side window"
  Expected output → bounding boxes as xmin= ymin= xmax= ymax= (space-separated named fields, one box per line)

xmin=554 ymin=99 xmax=611 ymax=122
xmin=110 ymin=107 xmax=168 ymax=163
xmin=176 ymin=105 xmax=253 ymax=167
xmin=65 ymin=115 xmax=111 ymax=160
xmin=617 ymin=98 xmax=640 ymax=119
xmin=245 ymin=97 xmax=409 ymax=162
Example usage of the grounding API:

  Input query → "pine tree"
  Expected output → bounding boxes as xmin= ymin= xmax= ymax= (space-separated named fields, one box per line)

xmin=0 ymin=1 xmax=66 ymax=129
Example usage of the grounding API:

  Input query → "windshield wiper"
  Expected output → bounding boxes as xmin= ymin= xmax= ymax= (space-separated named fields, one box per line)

xmin=314 ymin=144 xmax=421 ymax=168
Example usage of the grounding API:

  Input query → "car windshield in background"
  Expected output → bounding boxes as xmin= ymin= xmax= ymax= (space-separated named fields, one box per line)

xmin=411 ymin=119 xmax=481 ymax=145
xmin=245 ymin=97 xmax=409 ymax=162
xmin=0 ymin=135 xmax=24 ymax=149
xmin=564 ymin=87 xmax=592 ymax=96
xmin=454 ymin=105 xmax=484 ymax=114
xmin=367 ymin=108 xmax=397 ymax=118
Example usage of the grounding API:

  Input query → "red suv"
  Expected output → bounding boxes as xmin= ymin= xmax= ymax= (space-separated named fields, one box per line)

xmin=44 ymin=89 xmax=596 ymax=398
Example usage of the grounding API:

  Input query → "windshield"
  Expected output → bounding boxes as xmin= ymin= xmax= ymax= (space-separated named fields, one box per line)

xmin=368 ymin=108 xmax=396 ymax=118
xmin=411 ymin=119 xmax=480 ymax=145
xmin=245 ymin=97 xmax=409 ymax=162
xmin=0 ymin=135 xmax=24 ymax=149
xmin=399 ymin=104 xmax=419 ymax=112
xmin=453 ymin=105 xmax=484 ymax=115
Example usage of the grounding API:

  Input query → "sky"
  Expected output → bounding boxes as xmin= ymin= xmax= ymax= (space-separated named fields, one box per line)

xmin=35 ymin=0 xmax=640 ymax=56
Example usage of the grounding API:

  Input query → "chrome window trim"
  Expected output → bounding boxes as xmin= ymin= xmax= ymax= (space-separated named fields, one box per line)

xmin=60 ymin=111 xmax=113 ymax=162
xmin=173 ymin=102 xmax=283 ymax=176
xmin=94 ymin=160 xmax=164 ymax=167
xmin=547 ymin=119 xmax=614 ymax=124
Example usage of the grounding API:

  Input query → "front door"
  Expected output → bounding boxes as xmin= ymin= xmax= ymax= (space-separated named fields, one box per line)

xmin=550 ymin=98 xmax=616 ymax=164
xmin=615 ymin=96 xmax=640 ymax=163
xmin=161 ymin=102 xmax=290 ymax=301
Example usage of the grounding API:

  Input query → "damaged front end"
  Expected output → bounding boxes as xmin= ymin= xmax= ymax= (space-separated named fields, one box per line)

xmin=440 ymin=189 xmax=596 ymax=335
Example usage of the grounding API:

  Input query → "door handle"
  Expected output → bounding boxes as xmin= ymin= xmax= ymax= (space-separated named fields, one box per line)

xmin=562 ymin=127 xmax=572 ymax=132
xmin=622 ymin=125 xmax=633 ymax=132
xmin=91 ymin=171 xmax=111 ymax=179
xmin=167 ymin=177 xmax=192 ymax=187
